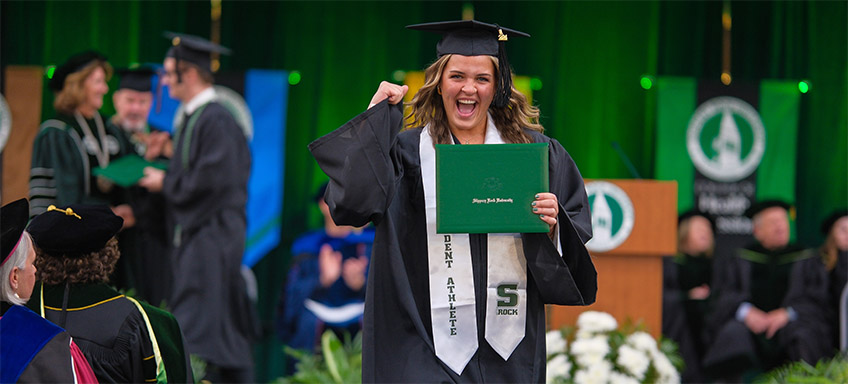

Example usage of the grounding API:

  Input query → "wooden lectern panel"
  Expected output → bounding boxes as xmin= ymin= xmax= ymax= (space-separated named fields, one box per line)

xmin=2 ymin=66 xmax=43 ymax=204
xmin=595 ymin=179 xmax=677 ymax=256
xmin=548 ymin=180 xmax=677 ymax=338
xmin=548 ymin=253 xmax=663 ymax=338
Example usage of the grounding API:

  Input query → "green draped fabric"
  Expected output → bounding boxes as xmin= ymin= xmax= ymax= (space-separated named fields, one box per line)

xmin=2 ymin=1 xmax=845 ymax=381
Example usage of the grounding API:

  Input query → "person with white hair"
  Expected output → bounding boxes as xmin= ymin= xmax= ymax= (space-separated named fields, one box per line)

xmin=0 ymin=198 xmax=97 ymax=383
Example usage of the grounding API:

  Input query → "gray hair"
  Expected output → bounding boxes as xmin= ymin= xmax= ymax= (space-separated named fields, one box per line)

xmin=0 ymin=231 xmax=32 ymax=305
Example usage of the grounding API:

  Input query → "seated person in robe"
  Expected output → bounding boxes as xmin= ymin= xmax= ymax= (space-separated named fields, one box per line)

xmin=705 ymin=200 xmax=831 ymax=380
xmin=662 ymin=209 xmax=715 ymax=382
xmin=277 ymin=183 xmax=373 ymax=372
xmin=26 ymin=204 xmax=192 ymax=383
xmin=0 ymin=198 xmax=97 ymax=383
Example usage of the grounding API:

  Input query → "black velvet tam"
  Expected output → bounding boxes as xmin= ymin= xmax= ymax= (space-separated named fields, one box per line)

xmin=28 ymin=204 xmax=122 ymax=257
xmin=49 ymin=51 xmax=108 ymax=92
xmin=116 ymin=66 xmax=156 ymax=92
xmin=744 ymin=199 xmax=791 ymax=219
xmin=2 ymin=198 xmax=29 ymax=265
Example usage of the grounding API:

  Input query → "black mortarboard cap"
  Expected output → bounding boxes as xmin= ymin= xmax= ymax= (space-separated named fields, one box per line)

xmin=49 ymin=51 xmax=108 ymax=92
xmin=821 ymin=208 xmax=848 ymax=235
xmin=116 ymin=66 xmax=156 ymax=92
xmin=2 ymin=199 xmax=29 ymax=266
xmin=164 ymin=31 xmax=232 ymax=74
xmin=744 ymin=199 xmax=791 ymax=219
xmin=406 ymin=20 xmax=530 ymax=108
xmin=27 ymin=204 xmax=123 ymax=257
xmin=678 ymin=209 xmax=717 ymax=233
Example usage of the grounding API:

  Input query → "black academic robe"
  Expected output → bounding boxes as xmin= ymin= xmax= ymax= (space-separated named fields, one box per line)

xmin=828 ymin=250 xmax=847 ymax=350
xmin=662 ymin=253 xmax=712 ymax=382
xmin=309 ymin=100 xmax=597 ymax=383
xmin=704 ymin=244 xmax=832 ymax=377
xmin=26 ymin=282 xmax=192 ymax=384
xmin=114 ymin=121 xmax=172 ymax=306
xmin=163 ymin=101 xmax=254 ymax=368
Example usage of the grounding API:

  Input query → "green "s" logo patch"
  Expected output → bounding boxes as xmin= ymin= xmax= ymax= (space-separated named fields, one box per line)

xmin=497 ymin=284 xmax=518 ymax=307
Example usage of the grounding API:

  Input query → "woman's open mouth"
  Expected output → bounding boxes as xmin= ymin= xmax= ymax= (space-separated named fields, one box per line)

xmin=457 ymin=99 xmax=477 ymax=116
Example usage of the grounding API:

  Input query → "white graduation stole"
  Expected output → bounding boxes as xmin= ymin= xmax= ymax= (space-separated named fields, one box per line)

xmin=420 ymin=117 xmax=527 ymax=375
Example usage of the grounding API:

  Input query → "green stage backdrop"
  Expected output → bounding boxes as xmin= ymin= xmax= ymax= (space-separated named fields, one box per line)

xmin=2 ymin=1 xmax=845 ymax=381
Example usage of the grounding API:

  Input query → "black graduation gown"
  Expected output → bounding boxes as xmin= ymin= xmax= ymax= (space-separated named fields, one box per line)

xmin=662 ymin=253 xmax=712 ymax=382
xmin=828 ymin=250 xmax=847 ymax=350
xmin=309 ymin=100 xmax=597 ymax=383
xmin=704 ymin=244 xmax=832 ymax=376
xmin=162 ymin=101 xmax=254 ymax=368
xmin=115 ymin=122 xmax=172 ymax=306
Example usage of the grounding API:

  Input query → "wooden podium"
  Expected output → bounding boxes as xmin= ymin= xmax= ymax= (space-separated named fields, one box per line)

xmin=548 ymin=180 xmax=677 ymax=338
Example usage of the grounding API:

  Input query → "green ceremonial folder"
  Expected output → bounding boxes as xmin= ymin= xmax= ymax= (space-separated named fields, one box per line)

xmin=436 ymin=143 xmax=549 ymax=234
xmin=92 ymin=154 xmax=168 ymax=187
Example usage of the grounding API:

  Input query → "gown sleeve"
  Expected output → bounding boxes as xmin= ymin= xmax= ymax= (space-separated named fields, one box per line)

xmin=308 ymin=100 xmax=405 ymax=227
xmin=522 ymin=136 xmax=597 ymax=306
xmin=29 ymin=124 xmax=86 ymax=215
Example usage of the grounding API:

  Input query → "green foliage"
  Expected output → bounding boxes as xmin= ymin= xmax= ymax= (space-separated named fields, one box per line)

xmin=754 ymin=354 xmax=848 ymax=384
xmin=276 ymin=331 xmax=362 ymax=384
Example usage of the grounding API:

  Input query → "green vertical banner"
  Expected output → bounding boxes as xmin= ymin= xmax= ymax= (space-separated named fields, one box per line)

xmin=655 ymin=77 xmax=800 ymax=257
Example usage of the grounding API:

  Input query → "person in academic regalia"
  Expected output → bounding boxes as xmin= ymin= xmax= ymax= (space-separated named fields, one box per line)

xmin=25 ymin=203 xmax=192 ymax=384
xmin=662 ymin=209 xmax=715 ymax=382
xmin=111 ymin=66 xmax=172 ymax=306
xmin=704 ymin=200 xmax=832 ymax=380
xmin=0 ymin=198 xmax=98 ymax=383
xmin=28 ymin=51 xmax=134 ymax=218
xmin=138 ymin=32 xmax=254 ymax=383
xmin=309 ymin=20 xmax=597 ymax=383
xmin=819 ymin=209 xmax=848 ymax=351
xmin=277 ymin=182 xmax=373 ymax=371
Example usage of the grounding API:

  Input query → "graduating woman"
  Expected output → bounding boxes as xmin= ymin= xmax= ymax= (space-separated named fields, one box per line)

xmin=0 ymin=198 xmax=97 ymax=383
xmin=309 ymin=20 xmax=597 ymax=383
xmin=25 ymin=204 xmax=192 ymax=383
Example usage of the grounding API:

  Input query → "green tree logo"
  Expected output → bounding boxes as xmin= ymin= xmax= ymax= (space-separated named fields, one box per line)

xmin=585 ymin=181 xmax=634 ymax=253
xmin=687 ymin=96 xmax=766 ymax=182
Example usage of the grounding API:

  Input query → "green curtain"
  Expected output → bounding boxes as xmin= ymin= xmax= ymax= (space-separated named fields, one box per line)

xmin=2 ymin=1 xmax=845 ymax=381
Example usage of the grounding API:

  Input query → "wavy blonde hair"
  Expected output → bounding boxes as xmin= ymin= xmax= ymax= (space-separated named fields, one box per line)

xmin=53 ymin=60 xmax=113 ymax=115
xmin=405 ymin=54 xmax=543 ymax=145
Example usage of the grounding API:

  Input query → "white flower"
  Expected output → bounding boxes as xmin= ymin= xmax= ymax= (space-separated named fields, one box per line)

xmin=626 ymin=331 xmax=659 ymax=353
xmin=609 ymin=371 xmax=641 ymax=384
xmin=651 ymin=350 xmax=680 ymax=384
xmin=546 ymin=330 xmax=568 ymax=357
xmin=573 ymin=360 xmax=612 ymax=384
xmin=546 ymin=354 xmax=572 ymax=383
xmin=616 ymin=344 xmax=650 ymax=380
xmin=570 ymin=335 xmax=610 ymax=367
xmin=576 ymin=311 xmax=618 ymax=336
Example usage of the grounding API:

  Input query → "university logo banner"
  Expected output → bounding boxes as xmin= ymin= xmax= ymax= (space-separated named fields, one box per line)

xmin=655 ymin=78 xmax=800 ymax=257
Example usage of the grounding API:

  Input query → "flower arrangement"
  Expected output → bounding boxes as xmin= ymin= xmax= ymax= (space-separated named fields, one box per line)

xmin=546 ymin=311 xmax=683 ymax=384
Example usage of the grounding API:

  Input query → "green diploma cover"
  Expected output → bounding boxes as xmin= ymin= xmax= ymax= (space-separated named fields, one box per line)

xmin=92 ymin=154 xmax=168 ymax=187
xmin=436 ymin=143 xmax=549 ymax=234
